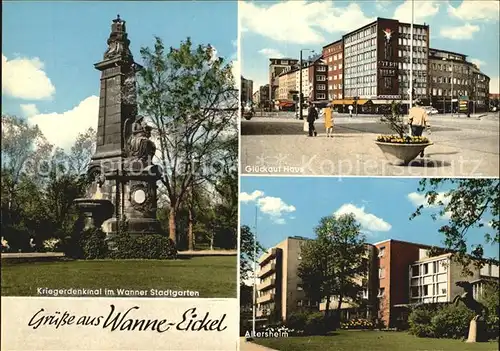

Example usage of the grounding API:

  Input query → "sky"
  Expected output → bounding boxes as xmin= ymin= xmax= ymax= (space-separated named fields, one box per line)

xmin=240 ymin=0 xmax=500 ymax=94
xmin=240 ymin=177 xmax=499 ymax=260
xmin=2 ymin=1 xmax=238 ymax=151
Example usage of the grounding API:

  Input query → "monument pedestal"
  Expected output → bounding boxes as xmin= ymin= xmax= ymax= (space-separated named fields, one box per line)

xmin=466 ymin=319 xmax=487 ymax=343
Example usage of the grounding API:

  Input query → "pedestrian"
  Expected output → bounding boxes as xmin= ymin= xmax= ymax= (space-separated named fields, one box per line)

xmin=348 ymin=105 xmax=353 ymax=118
xmin=324 ymin=105 xmax=334 ymax=137
xmin=408 ymin=100 xmax=430 ymax=157
xmin=307 ymin=103 xmax=318 ymax=137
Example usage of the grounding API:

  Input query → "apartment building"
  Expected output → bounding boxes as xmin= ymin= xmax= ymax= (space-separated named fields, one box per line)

xmin=428 ymin=48 xmax=490 ymax=113
xmin=269 ymin=58 xmax=299 ymax=103
xmin=256 ymin=236 xmax=315 ymax=322
xmin=241 ymin=76 xmax=253 ymax=104
xmin=409 ymin=252 xmax=499 ymax=304
xmin=322 ymin=39 xmax=344 ymax=100
xmin=254 ymin=84 xmax=270 ymax=109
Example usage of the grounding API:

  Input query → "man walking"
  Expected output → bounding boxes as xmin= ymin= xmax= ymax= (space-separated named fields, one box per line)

xmin=408 ymin=100 xmax=430 ymax=157
xmin=348 ymin=105 xmax=353 ymax=118
xmin=307 ymin=103 xmax=318 ymax=137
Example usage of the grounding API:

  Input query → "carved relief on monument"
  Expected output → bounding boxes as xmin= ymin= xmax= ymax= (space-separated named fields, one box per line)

xmin=129 ymin=182 xmax=156 ymax=215
xmin=103 ymin=15 xmax=132 ymax=60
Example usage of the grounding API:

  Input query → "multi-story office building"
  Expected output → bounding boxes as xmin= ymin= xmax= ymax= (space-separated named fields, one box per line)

xmin=322 ymin=39 xmax=344 ymax=101
xmin=256 ymin=237 xmax=316 ymax=322
xmin=343 ymin=17 xmax=429 ymax=102
xmin=252 ymin=90 xmax=260 ymax=106
xmin=269 ymin=58 xmax=299 ymax=103
xmin=241 ymin=76 xmax=253 ymax=104
xmin=428 ymin=48 xmax=490 ymax=113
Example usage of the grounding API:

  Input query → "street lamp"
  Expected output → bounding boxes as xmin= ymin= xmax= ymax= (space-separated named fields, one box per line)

xmin=252 ymin=205 xmax=258 ymax=337
xmin=409 ymin=0 xmax=414 ymax=114
xmin=442 ymin=57 xmax=454 ymax=116
xmin=299 ymin=49 xmax=314 ymax=120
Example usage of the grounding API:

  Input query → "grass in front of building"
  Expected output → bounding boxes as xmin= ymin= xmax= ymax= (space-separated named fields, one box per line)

xmin=254 ymin=330 xmax=498 ymax=351
xmin=1 ymin=256 xmax=236 ymax=298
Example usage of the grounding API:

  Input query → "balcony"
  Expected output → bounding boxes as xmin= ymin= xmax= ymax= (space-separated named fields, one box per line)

xmin=259 ymin=248 xmax=278 ymax=266
xmin=258 ymin=278 xmax=276 ymax=291
xmin=257 ymin=293 xmax=275 ymax=304
xmin=258 ymin=263 xmax=276 ymax=278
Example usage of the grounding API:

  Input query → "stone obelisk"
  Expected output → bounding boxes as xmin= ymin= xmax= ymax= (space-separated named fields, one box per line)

xmin=87 ymin=15 xmax=162 ymax=239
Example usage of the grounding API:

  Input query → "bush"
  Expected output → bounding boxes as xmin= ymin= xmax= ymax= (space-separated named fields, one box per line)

xmin=431 ymin=304 xmax=474 ymax=339
xmin=286 ymin=311 xmax=308 ymax=331
xmin=304 ymin=312 xmax=329 ymax=335
xmin=480 ymin=282 xmax=500 ymax=340
xmin=80 ymin=228 xmax=108 ymax=259
xmin=111 ymin=233 xmax=177 ymax=259
xmin=408 ymin=306 xmax=436 ymax=337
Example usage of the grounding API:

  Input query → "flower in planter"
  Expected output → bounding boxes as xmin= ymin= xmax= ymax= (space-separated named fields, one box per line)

xmin=378 ymin=101 xmax=431 ymax=144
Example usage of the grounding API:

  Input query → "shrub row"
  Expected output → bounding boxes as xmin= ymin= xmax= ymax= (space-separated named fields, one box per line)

xmin=63 ymin=228 xmax=176 ymax=260
xmin=286 ymin=311 xmax=332 ymax=335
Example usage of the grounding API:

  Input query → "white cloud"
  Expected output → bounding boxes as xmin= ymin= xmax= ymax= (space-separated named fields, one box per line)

xmin=257 ymin=196 xmax=296 ymax=218
xmin=407 ymin=192 xmax=452 ymax=219
xmin=393 ymin=0 xmax=440 ymax=23
xmin=470 ymin=58 xmax=486 ymax=68
xmin=240 ymin=1 xmax=374 ymax=44
xmin=334 ymin=204 xmax=392 ymax=232
xmin=274 ymin=218 xmax=286 ymax=225
xmin=375 ymin=0 xmax=391 ymax=11
xmin=448 ymin=0 xmax=500 ymax=21
xmin=490 ymin=77 xmax=499 ymax=94
xmin=20 ymin=103 xmax=39 ymax=117
xmin=440 ymin=23 xmax=480 ymax=40
xmin=240 ymin=190 xmax=264 ymax=203
xmin=28 ymin=95 xmax=99 ymax=150
xmin=2 ymin=54 xmax=56 ymax=100
xmin=258 ymin=48 xmax=284 ymax=58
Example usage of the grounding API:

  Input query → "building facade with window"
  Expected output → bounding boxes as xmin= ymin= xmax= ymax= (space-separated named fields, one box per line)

xmin=256 ymin=236 xmax=315 ymax=322
xmin=341 ymin=17 xmax=429 ymax=104
xmin=241 ymin=76 xmax=254 ymax=104
xmin=269 ymin=58 xmax=299 ymax=104
xmin=322 ymin=39 xmax=344 ymax=100
xmin=428 ymin=48 xmax=490 ymax=113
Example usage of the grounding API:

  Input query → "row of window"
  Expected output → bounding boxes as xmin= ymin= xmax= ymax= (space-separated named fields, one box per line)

xmin=345 ymin=41 xmax=376 ymax=56
xmin=398 ymin=38 xmax=426 ymax=47
xmin=328 ymin=64 xmax=344 ymax=71
xmin=432 ymin=76 xmax=469 ymax=85
xmin=327 ymin=53 xmax=343 ymax=62
xmin=328 ymin=93 xmax=344 ymax=100
xmin=346 ymin=50 xmax=377 ymax=63
xmin=398 ymin=50 xmax=426 ymax=59
xmin=399 ymin=87 xmax=427 ymax=95
xmin=328 ymin=84 xmax=344 ymax=90
xmin=329 ymin=74 xmax=343 ymax=81
xmin=431 ymin=88 xmax=469 ymax=97
xmin=400 ymin=26 xmax=427 ymax=35
xmin=316 ymin=93 xmax=326 ymax=100
xmin=431 ymin=63 xmax=471 ymax=74
xmin=345 ymin=87 xmax=378 ymax=97
xmin=345 ymin=75 xmax=377 ymax=85
xmin=344 ymin=26 xmax=377 ymax=43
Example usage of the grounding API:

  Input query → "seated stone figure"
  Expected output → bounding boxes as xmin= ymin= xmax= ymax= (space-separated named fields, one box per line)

xmin=127 ymin=116 xmax=156 ymax=166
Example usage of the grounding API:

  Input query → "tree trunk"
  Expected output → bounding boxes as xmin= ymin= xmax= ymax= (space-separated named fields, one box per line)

xmin=336 ymin=295 xmax=343 ymax=329
xmin=187 ymin=191 xmax=194 ymax=251
xmin=168 ymin=205 xmax=177 ymax=245
xmin=210 ymin=232 xmax=214 ymax=250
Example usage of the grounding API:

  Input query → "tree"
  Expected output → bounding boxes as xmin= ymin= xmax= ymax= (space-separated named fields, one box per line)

xmin=298 ymin=213 xmax=367 ymax=325
xmin=68 ymin=127 xmax=96 ymax=175
xmin=137 ymin=37 xmax=237 ymax=245
xmin=410 ymin=178 xmax=499 ymax=271
xmin=240 ymin=225 xmax=265 ymax=284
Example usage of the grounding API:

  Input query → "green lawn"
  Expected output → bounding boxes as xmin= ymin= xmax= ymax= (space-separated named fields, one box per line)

xmin=1 ymin=256 xmax=236 ymax=298
xmin=255 ymin=330 xmax=498 ymax=351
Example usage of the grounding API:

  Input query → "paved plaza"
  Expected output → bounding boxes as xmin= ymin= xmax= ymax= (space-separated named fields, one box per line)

xmin=241 ymin=112 xmax=499 ymax=177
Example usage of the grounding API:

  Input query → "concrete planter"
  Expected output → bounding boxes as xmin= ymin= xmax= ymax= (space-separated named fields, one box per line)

xmin=375 ymin=141 xmax=433 ymax=165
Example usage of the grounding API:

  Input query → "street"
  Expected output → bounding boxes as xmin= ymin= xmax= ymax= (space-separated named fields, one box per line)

xmin=241 ymin=112 xmax=499 ymax=177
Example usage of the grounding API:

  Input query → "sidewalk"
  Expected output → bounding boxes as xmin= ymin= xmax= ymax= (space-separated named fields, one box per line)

xmin=240 ymin=338 xmax=279 ymax=351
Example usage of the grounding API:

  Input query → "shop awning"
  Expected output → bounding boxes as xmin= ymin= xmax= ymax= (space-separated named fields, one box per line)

xmin=278 ymin=100 xmax=295 ymax=107
xmin=357 ymin=99 xmax=371 ymax=105
xmin=331 ymin=99 xmax=355 ymax=105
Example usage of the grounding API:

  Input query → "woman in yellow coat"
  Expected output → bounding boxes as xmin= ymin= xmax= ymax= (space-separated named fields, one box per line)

xmin=324 ymin=105 xmax=334 ymax=137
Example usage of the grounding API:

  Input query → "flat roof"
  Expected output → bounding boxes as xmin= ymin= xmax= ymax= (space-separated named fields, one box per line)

xmin=371 ymin=238 xmax=435 ymax=249
xmin=342 ymin=17 xmax=429 ymax=39
xmin=429 ymin=48 xmax=468 ymax=58
xmin=322 ymin=38 xmax=342 ymax=48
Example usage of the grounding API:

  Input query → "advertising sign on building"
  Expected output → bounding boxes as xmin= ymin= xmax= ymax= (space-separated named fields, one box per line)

xmin=459 ymin=96 xmax=468 ymax=112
